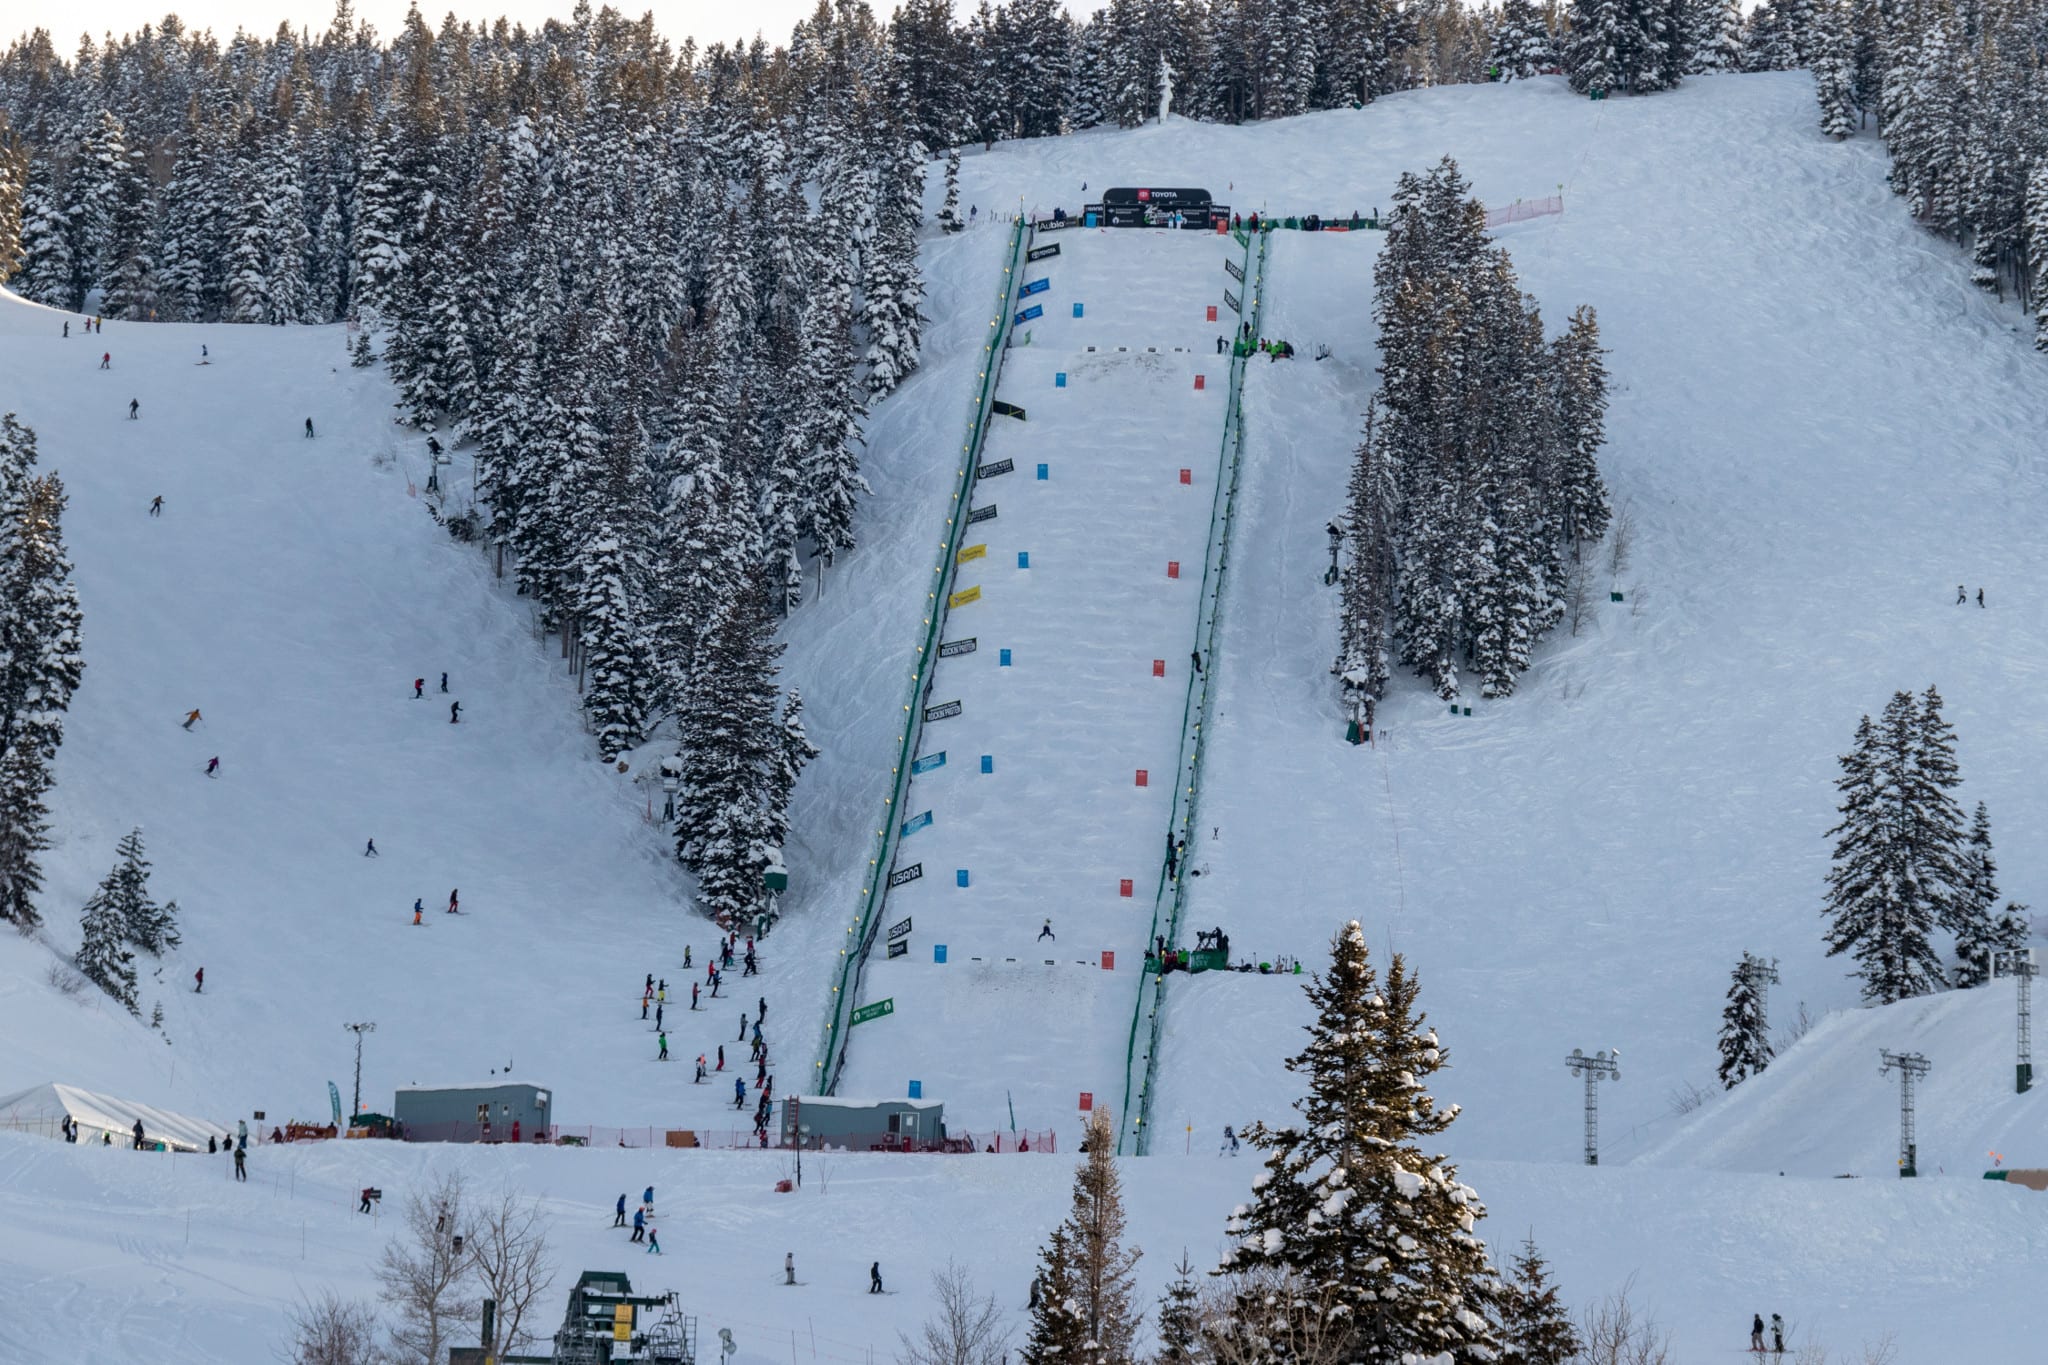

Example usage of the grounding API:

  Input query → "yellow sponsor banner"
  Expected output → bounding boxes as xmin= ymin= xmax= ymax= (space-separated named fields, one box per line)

xmin=948 ymin=585 xmax=982 ymax=609
xmin=956 ymin=543 xmax=987 ymax=564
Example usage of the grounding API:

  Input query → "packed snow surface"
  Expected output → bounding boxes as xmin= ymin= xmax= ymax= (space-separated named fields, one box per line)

xmin=2 ymin=70 xmax=2048 ymax=1361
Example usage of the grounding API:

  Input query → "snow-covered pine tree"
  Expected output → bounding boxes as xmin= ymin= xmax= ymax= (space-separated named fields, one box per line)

xmin=1218 ymin=922 xmax=1502 ymax=1363
xmin=97 ymin=126 xmax=157 ymax=321
xmin=1566 ymin=0 xmax=1623 ymax=94
xmin=0 ymin=416 xmax=84 ymax=933
xmin=1490 ymin=0 xmax=1556 ymax=80
xmin=575 ymin=527 xmax=652 ymax=763
xmin=1154 ymin=1251 xmax=1202 ymax=1363
xmin=1742 ymin=2 xmax=1798 ymax=72
xmin=860 ymin=132 xmax=927 ymax=399
xmin=2026 ymin=166 xmax=2048 ymax=352
xmin=108 ymin=827 xmax=178 ymax=955
xmin=0 ymin=130 xmax=24 ymax=285
xmin=937 ymin=147 xmax=964 ymax=232
xmin=74 ymin=871 xmax=139 ymax=1013
xmin=14 ymin=154 xmax=77 ymax=310
xmin=1336 ymin=402 xmax=1396 ymax=739
xmin=1496 ymin=1235 xmax=1581 ymax=1364
xmin=1549 ymin=305 xmax=1613 ymax=553
xmin=1687 ymin=0 xmax=1744 ymax=73
xmin=1822 ymin=689 xmax=1968 ymax=1004
xmin=1951 ymin=801 xmax=2029 ymax=987
xmin=1021 ymin=1110 xmax=1140 ymax=1364
xmin=1812 ymin=0 xmax=1857 ymax=141
xmin=1717 ymin=952 xmax=1774 ymax=1087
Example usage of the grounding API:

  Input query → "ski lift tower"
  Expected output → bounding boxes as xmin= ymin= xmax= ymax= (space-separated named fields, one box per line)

xmin=1879 ymin=1050 xmax=1931 ymax=1178
xmin=1993 ymin=949 xmax=2036 ymax=1094
xmin=1565 ymin=1047 xmax=1619 ymax=1165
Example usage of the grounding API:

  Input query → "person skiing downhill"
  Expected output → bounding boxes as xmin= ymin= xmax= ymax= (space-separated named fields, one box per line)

xmin=1220 ymin=1125 xmax=1239 ymax=1155
xmin=716 ymin=1045 xmax=724 ymax=1071
xmin=450 ymin=700 xmax=462 ymax=723
xmin=413 ymin=679 xmax=424 ymax=698
xmin=734 ymin=1077 xmax=746 ymax=1109
xmin=181 ymin=708 xmax=200 ymax=730
xmin=100 ymin=352 xmax=110 ymax=369
xmin=439 ymin=672 xmax=448 ymax=692
xmin=631 ymin=1208 xmax=645 ymax=1242
xmin=150 ymin=496 xmax=163 ymax=516
xmin=413 ymin=898 xmax=424 ymax=925
xmin=870 ymin=1262 xmax=883 ymax=1293
xmin=1038 ymin=919 xmax=1054 ymax=941
xmin=645 ymin=1226 xmax=661 ymax=1254
xmin=364 ymin=838 xmax=378 ymax=857
xmin=1977 ymin=588 xmax=1986 ymax=608
xmin=447 ymin=889 xmax=459 ymax=914
xmin=128 ymin=398 xmax=138 ymax=419
xmin=657 ymin=1032 xmax=668 ymax=1061
xmin=1750 ymin=1314 xmax=1765 ymax=1352
xmin=304 ymin=418 xmax=315 ymax=438
xmin=204 ymin=757 xmax=219 ymax=777
xmin=694 ymin=1054 xmax=706 ymax=1082
xmin=194 ymin=967 xmax=204 ymax=994
xmin=691 ymin=982 xmax=699 ymax=1010
xmin=1957 ymin=585 xmax=1967 ymax=604
xmin=614 ymin=1193 xmax=627 ymax=1227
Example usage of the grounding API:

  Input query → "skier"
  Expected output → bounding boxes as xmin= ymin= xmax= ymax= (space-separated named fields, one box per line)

xmin=1038 ymin=918 xmax=1055 ymax=942
xmin=132 ymin=1119 xmax=146 ymax=1150
xmin=1165 ymin=831 xmax=1179 ymax=878
xmin=785 ymin=1252 xmax=796 ymax=1285
xmin=447 ymin=889 xmax=459 ymax=914
xmin=870 ymin=1262 xmax=883 ymax=1294
xmin=691 ymin=982 xmax=699 ymax=1010
xmin=694 ymin=1054 xmax=706 ymax=1082
xmin=1957 ymin=585 xmax=1967 ymax=604
xmin=734 ymin=1077 xmax=746 ymax=1109
xmin=1191 ymin=649 xmax=1203 ymax=675
xmin=128 ymin=398 xmax=139 ymax=419
xmin=62 ymin=321 xmax=68 ymax=338
xmin=1977 ymin=588 xmax=1986 ymax=608
xmin=450 ymin=700 xmax=462 ymax=723
xmin=1215 ymin=335 xmax=1226 ymax=354
xmin=716 ymin=1045 xmax=725 ymax=1071
xmin=149 ymin=495 xmax=163 ymax=517
xmin=645 ymin=1226 xmax=661 ymax=1255
xmin=743 ymin=949 xmax=757 ymax=976
xmin=683 ymin=946 xmax=692 ymax=968
xmin=657 ymin=1032 xmax=668 ymax=1060
xmin=641 ymin=992 xmax=650 ymax=1020
xmin=631 ymin=1208 xmax=646 ymax=1242
xmin=654 ymin=1002 xmax=664 ymax=1029
xmin=234 ymin=1146 xmax=247 ymax=1181
xmin=614 ymin=1193 xmax=627 ymax=1227
xmin=364 ymin=838 xmax=378 ymax=857
xmin=1220 ymin=1125 xmax=1239 ymax=1155
xmin=413 ymin=898 xmax=423 ymax=926
xmin=758 ymin=996 xmax=767 ymax=1023
xmin=194 ymin=967 xmax=204 ymax=994
xmin=643 ymin=1185 xmax=654 ymax=1211
xmin=205 ymin=757 xmax=219 ymax=777
xmin=304 ymin=418 xmax=315 ymax=438
xmin=413 ymin=678 xmax=424 ymax=698
xmin=740 ymin=1013 xmax=748 ymax=1041
xmin=439 ymin=672 xmax=448 ymax=692
xmin=200 ymin=344 xmax=207 ymax=359
xmin=645 ymin=973 xmax=654 ymax=995
xmin=100 ymin=352 xmax=110 ymax=369
xmin=359 ymin=1187 xmax=376 ymax=1214
xmin=1771 ymin=1314 xmax=1785 ymax=1355
xmin=1750 ymin=1314 xmax=1765 ymax=1353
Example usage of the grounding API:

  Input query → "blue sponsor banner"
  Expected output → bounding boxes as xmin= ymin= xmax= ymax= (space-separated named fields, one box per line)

xmin=1020 ymin=278 xmax=1050 ymax=297
xmin=911 ymin=751 xmax=947 ymax=775
xmin=1014 ymin=304 xmax=1044 ymax=324
xmin=901 ymin=810 xmax=934 ymax=838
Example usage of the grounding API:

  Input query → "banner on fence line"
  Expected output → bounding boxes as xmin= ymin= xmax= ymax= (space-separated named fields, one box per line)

xmin=1224 ymin=258 xmax=1245 ymax=282
xmin=889 ymin=917 xmax=913 ymax=940
xmin=851 ymin=998 xmax=895 ymax=1025
xmin=900 ymin=811 xmax=933 ymax=837
xmin=1034 ymin=215 xmax=1075 ymax=232
xmin=968 ymin=503 xmax=999 ymax=524
xmin=911 ymin=751 xmax=946 ymax=775
xmin=1484 ymin=195 xmax=1563 ymax=229
xmin=1014 ymin=304 xmax=1043 ymax=324
xmin=888 ymin=863 xmax=924 ymax=888
xmin=887 ymin=939 xmax=909 ymax=959
xmin=1223 ymin=287 xmax=1241 ymax=314
xmin=957 ymin=543 xmax=987 ymax=563
xmin=948 ymin=585 xmax=981 ymax=609
xmin=924 ymin=699 xmax=963 ymax=722
xmin=1026 ymin=243 xmax=1061 ymax=262
xmin=1020 ymin=278 xmax=1050 ymax=297
xmin=939 ymin=636 xmax=978 ymax=658
xmin=977 ymin=458 xmax=1015 ymax=479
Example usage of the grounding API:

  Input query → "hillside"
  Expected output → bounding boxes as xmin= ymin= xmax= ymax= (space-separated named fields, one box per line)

xmin=4 ymin=69 xmax=2048 ymax=1362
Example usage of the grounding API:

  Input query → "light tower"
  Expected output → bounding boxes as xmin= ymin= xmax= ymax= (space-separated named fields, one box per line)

xmin=1879 ymin=1050 xmax=1930 ymax=1178
xmin=1738 ymin=955 xmax=1781 ymax=1037
xmin=344 ymin=1021 xmax=377 ymax=1117
xmin=1565 ymin=1047 xmax=1620 ymax=1165
xmin=1993 ymin=949 xmax=2036 ymax=1094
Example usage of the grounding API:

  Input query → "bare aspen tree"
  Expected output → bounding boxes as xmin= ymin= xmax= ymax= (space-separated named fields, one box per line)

xmin=280 ymin=1290 xmax=381 ymax=1365
xmin=376 ymin=1171 xmax=475 ymax=1365
xmin=465 ymin=1188 xmax=556 ymax=1357
xmin=897 ymin=1260 xmax=1011 ymax=1365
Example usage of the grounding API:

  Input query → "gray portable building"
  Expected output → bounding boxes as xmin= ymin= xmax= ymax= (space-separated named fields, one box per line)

xmin=781 ymin=1096 xmax=948 ymax=1151
xmin=394 ymin=1082 xmax=551 ymax=1143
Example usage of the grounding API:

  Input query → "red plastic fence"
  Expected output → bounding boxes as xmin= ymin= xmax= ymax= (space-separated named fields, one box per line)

xmin=393 ymin=1122 xmax=1058 ymax=1153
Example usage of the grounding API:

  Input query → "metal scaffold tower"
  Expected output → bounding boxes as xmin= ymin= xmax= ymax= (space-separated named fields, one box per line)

xmin=1993 ymin=949 xmax=2036 ymax=1095
xmin=1879 ymin=1050 xmax=1931 ymax=1178
xmin=1565 ymin=1047 xmax=1619 ymax=1166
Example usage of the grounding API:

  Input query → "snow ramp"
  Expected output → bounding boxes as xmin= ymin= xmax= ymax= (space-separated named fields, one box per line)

xmin=832 ymin=225 xmax=1249 ymax=1139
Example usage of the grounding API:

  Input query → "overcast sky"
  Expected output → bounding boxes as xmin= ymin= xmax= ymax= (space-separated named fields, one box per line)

xmin=13 ymin=1 xmax=1086 ymax=49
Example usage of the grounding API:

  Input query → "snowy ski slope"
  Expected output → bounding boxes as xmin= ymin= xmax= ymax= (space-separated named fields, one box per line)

xmin=3 ymin=70 xmax=2048 ymax=1362
xmin=837 ymin=228 xmax=1244 ymax=1133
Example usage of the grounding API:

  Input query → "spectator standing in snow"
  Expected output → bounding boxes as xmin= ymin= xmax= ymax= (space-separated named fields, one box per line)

xmin=1750 ymin=1315 xmax=1765 ymax=1352
xmin=234 ymin=1146 xmax=247 ymax=1180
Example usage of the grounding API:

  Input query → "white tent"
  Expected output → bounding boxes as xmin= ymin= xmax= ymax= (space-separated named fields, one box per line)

xmin=0 ymin=1082 xmax=229 ymax=1153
